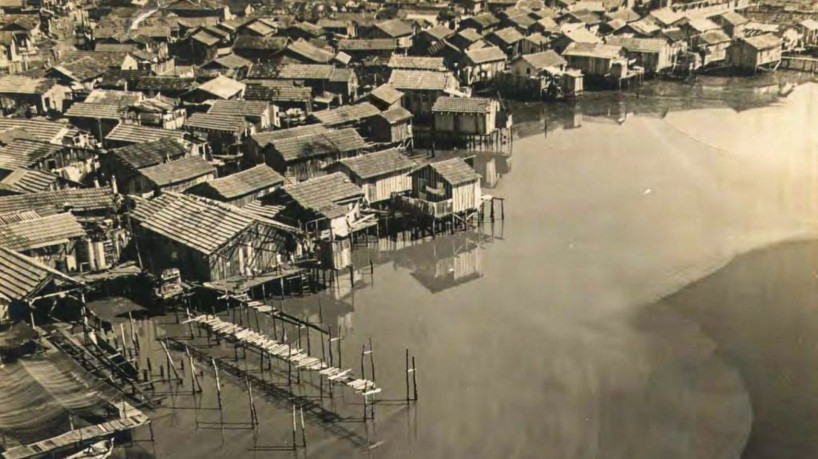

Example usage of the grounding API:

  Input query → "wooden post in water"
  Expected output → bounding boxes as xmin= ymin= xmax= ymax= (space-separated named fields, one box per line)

xmin=405 ymin=349 xmax=410 ymax=405
xmin=291 ymin=405 xmax=297 ymax=450
xmin=186 ymin=346 xmax=200 ymax=394
xmin=160 ymin=340 xmax=182 ymax=383
xmin=213 ymin=358 xmax=222 ymax=411
xmin=300 ymin=405 xmax=307 ymax=447
xmin=247 ymin=377 xmax=258 ymax=429
xmin=412 ymin=356 xmax=418 ymax=401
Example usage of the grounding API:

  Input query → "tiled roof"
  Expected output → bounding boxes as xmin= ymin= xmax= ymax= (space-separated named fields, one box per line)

xmin=606 ymin=36 xmax=667 ymax=53
xmin=0 ymin=188 xmax=116 ymax=214
xmin=192 ymin=164 xmax=284 ymax=200
xmin=252 ymin=124 xmax=329 ymax=147
xmin=136 ymin=192 xmax=297 ymax=254
xmin=388 ymin=69 xmax=455 ymax=91
xmin=286 ymin=39 xmax=335 ymax=63
xmin=272 ymin=128 xmax=366 ymax=162
xmin=0 ymin=119 xmax=69 ymax=144
xmin=374 ymin=19 xmax=414 ymax=37
xmin=423 ymin=25 xmax=455 ymax=41
xmin=563 ymin=42 xmax=622 ymax=59
xmin=387 ymin=55 xmax=446 ymax=71
xmin=0 ymin=212 xmax=85 ymax=252
xmin=51 ymin=55 xmax=110 ymax=82
xmin=339 ymin=148 xmax=414 ymax=180
xmin=233 ymin=35 xmax=290 ymax=51
xmin=134 ymin=77 xmax=196 ymax=92
xmin=310 ymin=102 xmax=381 ymax=126
xmin=209 ymin=53 xmax=252 ymax=69
xmin=0 ymin=76 xmax=58 ymax=96
xmin=465 ymin=13 xmax=501 ymax=29
xmin=185 ymin=112 xmax=247 ymax=133
xmin=282 ymin=172 xmax=363 ymax=212
xmin=65 ymin=102 xmax=123 ymax=120
xmin=0 ymin=169 xmax=59 ymax=194
xmin=518 ymin=50 xmax=567 ymax=69
xmin=195 ymin=75 xmax=245 ymax=99
xmin=699 ymin=29 xmax=731 ymax=45
xmin=108 ymin=138 xmax=189 ymax=170
xmin=370 ymin=84 xmax=404 ymax=105
xmin=337 ymin=38 xmax=399 ymax=51
xmin=244 ymin=82 xmax=312 ymax=103
xmin=208 ymin=99 xmax=270 ymax=118
xmin=465 ymin=45 xmax=508 ymax=64
xmin=0 ymin=140 xmax=62 ymax=171
xmin=379 ymin=106 xmax=413 ymax=124
xmin=0 ymin=246 xmax=80 ymax=301
xmin=742 ymin=33 xmax=782 ymax=49
xmin=489 ymin=27 xmax=524 ymax=45
xmin=106 ymin=124 xmax=187 ymax=145
xmin=269 ymin=63 xmax=335 ymax=80
xmin=139 ymin=155 xmax=215 ymax=187
xmin=432 ymin=96 xmax=494 ymax=113
xmin=428 ymin=158 xmax=480 ymax=185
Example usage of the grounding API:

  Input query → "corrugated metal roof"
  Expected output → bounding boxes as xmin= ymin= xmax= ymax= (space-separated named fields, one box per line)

xmin=0 ymin=246 xmax=79 ymax=301
xmin=192 ymin=164 xmax=284 ymax=200
xmin=282 ymin=172 xmax=363 ymax=211
xmin=0 ymin=169 xmax=59 ymax=194
xmin=106 ymin=123 xmax=187 ymax=145
xmin=272 ymin=128 xmax=366 ymax=162
xmin=339 ymin=148 xmax=414 ymax=180
xmin=139 ymin=156 xmax=215 ymax=187
xmin=428 ymin=157 xmax=480 ymax=185
xmin=0 ymin=212 xmax=85 ymax=251
xmin=310 ymin=103 xmax=381 ymax=126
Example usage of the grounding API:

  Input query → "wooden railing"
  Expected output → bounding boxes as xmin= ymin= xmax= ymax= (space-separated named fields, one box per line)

xmin=396 ymin=195 xmax=453 ymax=218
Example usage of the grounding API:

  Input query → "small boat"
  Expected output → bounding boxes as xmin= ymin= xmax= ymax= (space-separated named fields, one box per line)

xmin=67 ymin=439 xmax=114 ymax=459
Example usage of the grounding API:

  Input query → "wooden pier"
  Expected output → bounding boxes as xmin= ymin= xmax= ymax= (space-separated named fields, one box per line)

xmin=187 ymin=313 xmax=378 ymax=396
xmin=2 ymin=402 xmax=149 ymax=459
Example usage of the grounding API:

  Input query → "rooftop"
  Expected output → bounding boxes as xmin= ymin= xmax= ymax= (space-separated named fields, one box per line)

xmin=106 ymin=124 xmax=187 ymax=145
xmin=0 ymin=188 xmax=116 ymax=215
xmin=311 ymin=103 xmax=381 ymax=126
xmin=139 ymin=155 xmax=215 ymax=187
xmin=271 ymin=128 xmax=366 ymax=162
xmin=282 ymin=172 xmax=364 ymax=212
xmin=190 ymin=164 xmax=284 ymax=200
xmin=338 ymin=148 xmax=415 ymax=180
xmin=0 ymin=212 xmax=85 ymax=252
xmin=0 ymin=246 xmax=80 ymax=301
xmin=432 ymin=96 xmax=495 ymax=114
xmin=388 ymin=69 xmax=456 ymax=91
xmin=428 ymin=158 xmax=481 ymax=185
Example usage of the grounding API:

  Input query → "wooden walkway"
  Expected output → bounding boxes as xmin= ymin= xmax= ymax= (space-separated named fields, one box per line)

xmin=2 ymin=402 xmax=148 ymax=459
xmin=189 ymin=314 xmax=378 ymax=396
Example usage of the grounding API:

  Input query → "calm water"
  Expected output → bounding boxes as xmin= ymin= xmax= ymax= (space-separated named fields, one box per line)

xmin=122 ymin=77 xmax=818 ymax=459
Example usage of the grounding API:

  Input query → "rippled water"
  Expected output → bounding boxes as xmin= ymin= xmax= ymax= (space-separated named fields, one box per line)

xmin=118 ymin=77 xmax=818 ymax=459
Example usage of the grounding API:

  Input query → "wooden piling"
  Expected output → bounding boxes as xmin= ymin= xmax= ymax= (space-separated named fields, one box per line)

xmin=213 ymin=358 xmax=222 ymax=410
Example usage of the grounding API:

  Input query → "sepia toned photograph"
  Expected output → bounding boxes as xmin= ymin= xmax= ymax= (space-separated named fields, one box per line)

xmin=0 ymin=0 xmax=815 ymax=456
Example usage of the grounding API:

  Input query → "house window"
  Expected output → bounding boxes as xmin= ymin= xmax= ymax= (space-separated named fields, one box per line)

xmin=527 ymin=68 xmax=531 ymax=75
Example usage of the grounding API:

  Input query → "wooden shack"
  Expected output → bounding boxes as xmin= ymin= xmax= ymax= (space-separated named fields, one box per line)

xmin=186 ymin=164 xmax=284 ymax=207
xmin=329 ymin=148 xmax=414 ymax=204
xmin=432 ymin=97 xmax=500 ymax=136
xmin=0 ymin=212 xmax=86 ymax=272
xmin=264 ymin=128 xmax=367 ymax=182
xmin=727 ymin=34 xmax=783 ymax=72
xmin=129 ymin=192 xmax=302 ymax=282
xmin=405 ymin=157 xmax=482 ymax=217
xmin=131 ymin=155 xmax=216 ymax=197
xmin=387 ymin=69 xmax=459 ymax=119
xmin=368 ymin=106 xmax=413 ymax=148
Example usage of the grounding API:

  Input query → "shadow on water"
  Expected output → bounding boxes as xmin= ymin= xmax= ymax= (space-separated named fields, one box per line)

xmin=652 ymin=239 xmax=818 ymax=459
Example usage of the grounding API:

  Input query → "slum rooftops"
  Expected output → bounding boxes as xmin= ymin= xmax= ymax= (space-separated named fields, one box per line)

xmin=562 ymin=42 xmax=623 ymax=59
xmin=0 ymin=212 xmax=85 ymax=252
xmin=388 ymin=55 xmax=447 ymax=71
xmin=687 ymin=18 xmax=720 ymax=33
xmin=699 ymin=28 xmax=732 ymax=45
xmin=208 ymin=99 xmax=270 ymax=118
xmin=0 ymin=187 xmax=116 ymax=215
xmin=516 ymin=50 xmax=567 ymax=69
xmin=488 ymin=27 xmax=525 ymax=44
xmin=379 ymin=106 xmax=413 ymax=124
xmin=432 ymin=96 xmax=495 ymax=114
xmin=465 ymin=45 xmax=508 ymax=64
xmin=106 ymin=124 xmax=187 ymax=145
xmin=252 ymin=124 xmax=330 ymax=148
xmin=134 ymin=77 xmax=196 ymax=93
xmin=0 ymin=246 xmax=80 ymax=302
xmin=244 ymin=82 xmax=312 ymax=103
xmin=423 ymin=25 xmax=455 ymax=41
xmin=648 ymin=8 xmax=685 ymax=27
xmin=606 ymin=36 xmax=668 ymax=53
xmin=0 ymin=140 xmax=63 ymax=171
xmin=375 ymin=19 xmax=415 ymax=37
xmin=134 ymin=192 xmax=297 ymax=255
xmin=65 ymin=102 xmax=124 ymax=120
xmin=233 ymin=35 xmax=290 ymax=52
xmin=465 ymin=12 xmax=501 ymax=30
xmin=338 ymin=148 xmax=414 ymax=180
xmin=740 ymin=33 xmax=782 ymax=49
xmin=388 ymin=69 xmax=456 ymax=91
xmin=310 ymin=102 xmax=381 ymax=126
xmin=0 ymin=119 xmax=72 ymax=144
xmin=184 ymin=112 xmax=247 ymax=133
xmin=271 ymin=128 xmax=366 ymax=162
xmin=0 ymin=169 xmax=60 ymax=195
xmin=286 ymin=39 xmax=336 ymax=64
xmin=108 ymin=138 xmax=189 ymax=170
xmin=427 ymin=158 xmax=481 ymax=185
xmin=138 ymin=155 xmax=215 ymax=187
xmin=0 ymin=76 xmax=61 ymax=96
xmin=799 ymin=19 xmax=818 ymax=30
xmin=281 ymin=172 xmax=364 ymax=212
xmin=193 ymin=75 xmax=245 ymax=99
xmin=190 ymin=164 xmax=284 ymax=201
xmin=370 ymin=84 xmax=404 ymax=105
xmin=718 ymin=11 xmax=749 ymax=26
xmin=337 ymin=38 xmax=399 ymax=51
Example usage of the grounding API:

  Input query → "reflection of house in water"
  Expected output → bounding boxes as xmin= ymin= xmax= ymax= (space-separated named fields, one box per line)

xmin=393 ymin=231 xmax=489 ymax=293
xmin=472 ymin=150 xmax=512 ymax=188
